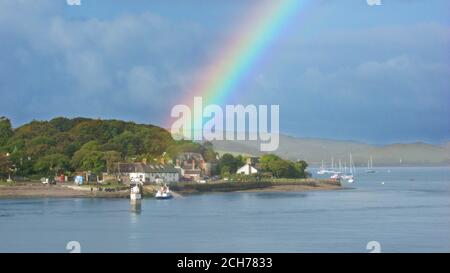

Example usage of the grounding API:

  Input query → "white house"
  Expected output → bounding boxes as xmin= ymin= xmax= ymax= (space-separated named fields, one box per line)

xmin=119 ymin=163 xmax=180 ymax=184
xmin=236 ymin=164 xmax=258 ymax=175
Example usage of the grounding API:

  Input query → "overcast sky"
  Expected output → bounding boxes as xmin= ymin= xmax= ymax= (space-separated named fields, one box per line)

xmin=0 ymin=0 xmax=449 ymax=144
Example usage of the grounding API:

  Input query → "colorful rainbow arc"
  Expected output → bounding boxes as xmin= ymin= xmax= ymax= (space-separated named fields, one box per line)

xmin=166 ymin=0 xmax=307 ymax=131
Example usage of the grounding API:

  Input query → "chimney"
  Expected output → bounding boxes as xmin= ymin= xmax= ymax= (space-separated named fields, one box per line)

xmin=176 ymin=159 xmax=180 ymax=167
xmin=192 ymin=159 xmax=195 ymax=170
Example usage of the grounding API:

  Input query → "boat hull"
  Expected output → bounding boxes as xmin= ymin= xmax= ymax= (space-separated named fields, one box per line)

xmin=155 ymin=195 xmax=173 ymax=200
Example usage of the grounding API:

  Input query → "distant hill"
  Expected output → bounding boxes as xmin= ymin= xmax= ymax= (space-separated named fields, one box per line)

xmin=211 ymin=135 xmax=450 ymax=166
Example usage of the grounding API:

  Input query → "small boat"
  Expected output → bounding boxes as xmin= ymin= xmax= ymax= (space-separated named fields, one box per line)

xmin=330 ymin=172 xmax=342 ymax=180
xmin=317 ymin=160 xmax=327 ymax=174
xmin=155 ymin=184 xmax=173 ymax=200
xmin=366 ymin=156 xmax=375 ymax=173
xmin=318 ymin=159 xmax=336 ymax=174
xmin=130 ymin=184 xmax=142 ymax=201
xmin=343 ymin=154 xmax=356 ymax=183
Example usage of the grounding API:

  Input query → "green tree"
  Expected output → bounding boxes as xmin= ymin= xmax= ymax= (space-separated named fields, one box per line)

xmin=0 ymin=117 xmax=222 ymax=178
xmin=0 ymin=117 xmax=13 ymax=147
xmin=259 ymin=154 xmax=308 ymax=178
xmin=294 ymin=160 xmax=308 ymax=178
xmin=218 ymin=153 xmax=244 ymax=175
xmin=0 ymin=153 xmax=13 ymax=178
xmin=71 ymin=141 xmax=103 ymax=171
xmin=220 ymin=165 xmax=231 ymax=177
xmin=34 ymin=154 xmax=70 ymax=175
xmin=103 ymin=151 xmax=121 ymax=174
xmin=259 ymin=154 xmax=282 ymax=172
xmin=79 ymin=151 xmax=106 ymax=175
xmin=49 ymin=117 xmax=76 ymax=132
xmin=111 ymin=131 xmax=141 ymax=157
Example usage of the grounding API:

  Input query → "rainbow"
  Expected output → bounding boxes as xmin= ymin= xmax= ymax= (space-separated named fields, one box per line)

xmin=167 ymin=0 xmax=307 ymax=131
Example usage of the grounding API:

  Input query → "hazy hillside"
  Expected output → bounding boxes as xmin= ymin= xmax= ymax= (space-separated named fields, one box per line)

xmin=211 ymin=135 xmax=450 ymax=166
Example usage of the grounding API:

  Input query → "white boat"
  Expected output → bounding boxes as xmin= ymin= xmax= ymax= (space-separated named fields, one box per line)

xmin=344 ymin=154 xmax=356 ymax=183
xmin=330 ymin=172 xmax=342 ymax=180
xmin=155 ymin=184 xmax=173 ymax=200
xmin=130 ymin=184 xmax=142 ymax=201
xmin=366 ymin=156 xmax=375 ymax=173
xmin=317 ymin=160 xmax=327 ymax=174
xmin=318 ymin=159 xmax=337 ymax=175
xmin=341 ymin=163 xmax=353 ymax=180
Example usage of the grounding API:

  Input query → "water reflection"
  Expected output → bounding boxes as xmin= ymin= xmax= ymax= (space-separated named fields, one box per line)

xmin=130 ymin=200 xmax=142 ymax=215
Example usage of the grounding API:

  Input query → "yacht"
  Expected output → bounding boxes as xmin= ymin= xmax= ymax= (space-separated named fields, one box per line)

xmin=366 ymin=156 xmax=375 ymax=173
xmin=317 ymin=160 xmax=327 ymax=174
xmin=343 ymin=154 xmax=355 ymax=183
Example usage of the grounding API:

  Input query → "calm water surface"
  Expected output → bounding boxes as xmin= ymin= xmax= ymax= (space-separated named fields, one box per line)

xmin=0 ymin=167 xmax=449 ymax=252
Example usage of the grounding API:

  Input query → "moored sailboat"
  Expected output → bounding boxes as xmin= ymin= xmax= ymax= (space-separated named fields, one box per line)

xmin=317 ymin=160 xmax=327 ymax=174
xmin=342 ymin=154 xmax=355 ymax=183
xmin=366 ymin=156 xmax=375 ymax=173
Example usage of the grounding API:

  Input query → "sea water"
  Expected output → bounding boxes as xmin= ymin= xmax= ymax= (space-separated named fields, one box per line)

xmin=0 ymin=167 xmax=449 ymax=252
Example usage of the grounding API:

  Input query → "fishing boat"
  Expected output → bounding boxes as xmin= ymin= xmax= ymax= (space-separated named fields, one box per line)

xmin=366 ymin=156 xmax=375 ymax=173
xmin=155 ymin=184 xmax=173 ymax=200
xmin=130 ymin=184 xmax=142 ymax=201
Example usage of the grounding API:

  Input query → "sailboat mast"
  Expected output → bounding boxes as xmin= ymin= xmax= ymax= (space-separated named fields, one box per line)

xmin=349 ymin=153 xmax=354 ymax=175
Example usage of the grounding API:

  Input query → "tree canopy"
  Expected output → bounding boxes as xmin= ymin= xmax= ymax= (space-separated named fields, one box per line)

xmin=259 ymin=154 xmax=308 ymax=178
xmin=0 ymin=117 xmax=216 ymax=177
xmin=0 ymin=153 xmax=13 ymax=178
xmin=0 ymin=117 xmax=309 ymax=179
xmin=217 ymin=153 xmax=245 ymax=176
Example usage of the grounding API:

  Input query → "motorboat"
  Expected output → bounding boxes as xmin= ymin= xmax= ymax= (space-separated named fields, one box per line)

xmin=155 ymin=184 xmax=173 ymax=200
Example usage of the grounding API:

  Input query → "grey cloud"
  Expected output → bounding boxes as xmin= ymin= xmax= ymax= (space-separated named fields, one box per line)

xmin=0 ymin=0 xmax=208 ymax=125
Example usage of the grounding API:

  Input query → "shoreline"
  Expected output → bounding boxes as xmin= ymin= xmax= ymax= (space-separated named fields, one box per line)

xmin=0 ymin=179 xmax=341 ymax=199
xmin=237 ymin=183 xmax=342 ymax=193
xmin=0 ymin=183 xmax=129 ymax=199
xmin=169 ymin=179 xmax=342 ymax=195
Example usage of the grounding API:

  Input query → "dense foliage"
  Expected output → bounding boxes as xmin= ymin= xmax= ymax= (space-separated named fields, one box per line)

xmin=217 ymin=153 xmax=245 ymax=176
xmin=259 ymin=154 xmax=308 ymax=178
xmin=0 ymin=117 xmax=216 ymax=177
xmin=217 ymin=153 xmax=309 ymax=179
xmin=0 ymin=117 xmax=308 ymax=180
xmin=0 ymin=152 xmax=12 ymax=178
